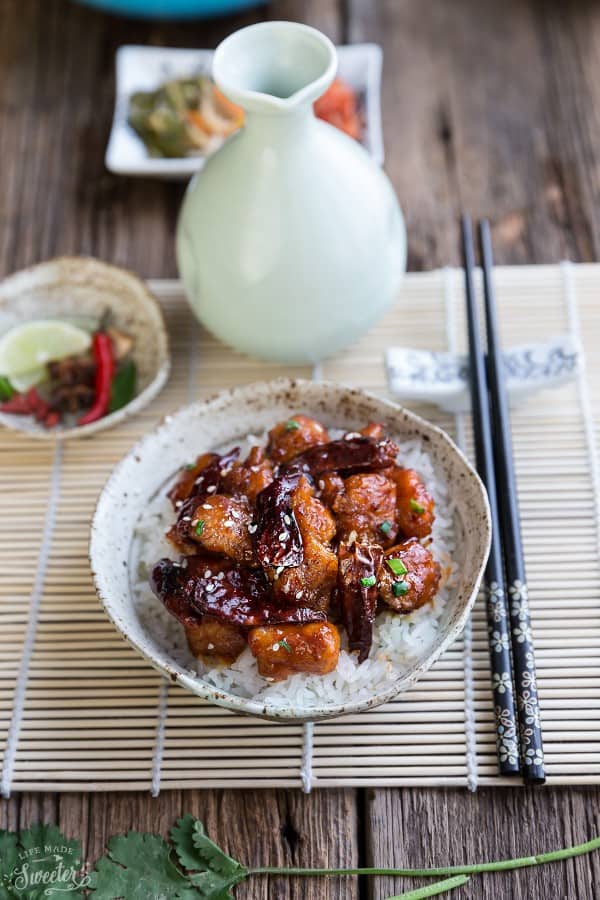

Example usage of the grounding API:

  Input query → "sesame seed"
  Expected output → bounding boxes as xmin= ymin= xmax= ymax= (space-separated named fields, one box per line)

xmin=204 ymin=569 xmax=212 ymax=578
xmin=202 ymin=503 xmax=212 ymax=510
xmin=207 ymin=485 xmax=217 ymax=493
xmin=207 ymin=643 xmax=215 ymax=650
xmin=318 ymin=480 xmax=325 ymax=490
xmin=216 ymin=571 xmax=225 ymax=580
xmin=224 ymin=519 xmax=234 ymax=528
xmin=248 ymin=523 xmax=258 ymax=534
xmin=205 ymin=582 xmax=216 ymax=593
xmin=195 ymin=476 xmax=204 ymax=485
xmin=302 ymin=464 xmax=310 ymax=472
xmin=282 ymin=583 xmax=290 ymax=593
xmin=296 ymin=590 xmax=304 ymax=599
xmin=265 ymin=677 xmax=275 ymax=682
xmin=182 ymin=515 xmax=191 ymax=522
xmin=275 ymin=565 xmax=284 ymax=578
xmin=221 ymin=466 xmax=233 ymax=475
xmin=283 ymin=514 xmax=291 ymax=525
xmin=278 ymin=531 xmax=287 ymax=541
xmin=345 ymin=431 xmax=361 ymax=440
xmin=231 ymin=509 xmax=242 ymax=519
xmin=272 ymin=643 xmax=280 ymax=651
xmin=175 ymin=500 xmax=183 ymax=509
xmin=348 ymin=529 xmax=357 ymax=546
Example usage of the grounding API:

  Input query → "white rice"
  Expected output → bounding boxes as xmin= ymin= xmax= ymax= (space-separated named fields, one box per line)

xmin=130 ymin=431 xmax=457 ymax=710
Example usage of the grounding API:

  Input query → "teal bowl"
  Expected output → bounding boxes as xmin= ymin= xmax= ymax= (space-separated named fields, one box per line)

xmin=76 ymin=0 xmax=264 ymax=20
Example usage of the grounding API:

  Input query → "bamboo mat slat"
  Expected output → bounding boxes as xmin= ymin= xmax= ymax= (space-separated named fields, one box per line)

xmin=1 ymin=263 xmax=599 ymax=794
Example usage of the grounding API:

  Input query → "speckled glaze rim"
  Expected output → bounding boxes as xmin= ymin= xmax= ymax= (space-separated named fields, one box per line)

xmin=90 ymin=378 xmax=491 ymax=722
xmin=0 ymin=256 xmax=171 ymax=440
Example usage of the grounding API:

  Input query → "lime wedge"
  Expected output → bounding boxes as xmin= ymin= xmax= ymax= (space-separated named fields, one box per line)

xmin=0 ymin=320 xmax=92 ymax=378
xmin=10 ymin=367 xmax=48 ymax=392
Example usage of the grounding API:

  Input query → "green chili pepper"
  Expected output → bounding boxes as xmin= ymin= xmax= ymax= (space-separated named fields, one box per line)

xmin=0 ymin=376 xmax=15 ymax=401
xmin=108 ymin=359 xmax=137 ymax=413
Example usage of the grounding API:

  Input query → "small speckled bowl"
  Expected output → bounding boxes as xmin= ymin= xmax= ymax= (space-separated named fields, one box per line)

xmin=0 ymin=257 xmax=170 ymax=439
xmin=90 ymin=378 xmax=491 ymax=722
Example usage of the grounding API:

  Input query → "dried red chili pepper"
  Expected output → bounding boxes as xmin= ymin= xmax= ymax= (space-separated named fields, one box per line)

xmin=78 ymin=331 xmax=114 ymax=426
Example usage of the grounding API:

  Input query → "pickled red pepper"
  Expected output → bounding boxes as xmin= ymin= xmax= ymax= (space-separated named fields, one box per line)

xmin=78 ymin=331 xmax=114 ymax=425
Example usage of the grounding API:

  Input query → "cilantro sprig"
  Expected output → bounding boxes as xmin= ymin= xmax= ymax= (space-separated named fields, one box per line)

xmin=2 ymin=817 xmax=599 ymax=899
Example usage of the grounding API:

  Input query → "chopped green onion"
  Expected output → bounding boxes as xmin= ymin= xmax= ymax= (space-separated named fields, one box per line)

xmin=360 ymin=574 xmax=377 ymax=588
xmin=392 ymin=580 xmax=410 ymax=597
xmin=387 ymin=558 xmax=408 ymax=576
xmin=195 ymin=520 xmax=205 ymax=536
xmin=279 ymin=638 xmax=292 ymax=653
xmin=285 ymin=419 xmax=300 ymax=431
xmin=380 ymin=520 xmax=393 ymax=535
xmin=0 ymin=376 xmax=15 ymax=401
xmin=184 ymin=462 xmax=196 ymax=471
xmin=410 ymin=498 xmax=425 ymax=514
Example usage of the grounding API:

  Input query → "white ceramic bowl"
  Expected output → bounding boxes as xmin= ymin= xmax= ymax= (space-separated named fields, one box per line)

xmin=90 ymin=378 xmax=491 ymax=721
xmin=105 ymin=43 xmax=384 ymax=179
xmin=0 ymin=257 xmax=170 ymax=440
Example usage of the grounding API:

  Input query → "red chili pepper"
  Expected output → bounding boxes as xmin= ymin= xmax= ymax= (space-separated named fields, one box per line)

xmin=78 ymin=331 xmax=114 ymax=426
xmin=0 ymin=393 xmax=33 ymax=414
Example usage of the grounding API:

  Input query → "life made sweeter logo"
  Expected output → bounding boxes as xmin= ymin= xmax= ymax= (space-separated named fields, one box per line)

xmin=0 ymin=824 xmax=91 ymax=898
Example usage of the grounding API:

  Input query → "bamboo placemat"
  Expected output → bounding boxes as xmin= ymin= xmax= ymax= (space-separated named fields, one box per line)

xmin=1 ymin=263 xmax=599 ymax=795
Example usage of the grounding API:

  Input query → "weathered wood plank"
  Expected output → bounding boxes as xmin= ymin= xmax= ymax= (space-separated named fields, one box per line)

xmin=366 ymin=786 xmax=600 ymax=899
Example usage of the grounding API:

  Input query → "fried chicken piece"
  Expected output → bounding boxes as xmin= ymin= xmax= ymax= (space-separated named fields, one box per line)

xmin=177 ymin=494 xmax=255 ymax=565
xmin=167 ymin=449 xmax=240 ymax=509
xmin=317 ymin=472 xmax=345 ymax=509
xmin=337 ymin=541 xmax=384 ymax=662
xmin=291 ymin=475 xmax=336 ymax=545
xmin=248 ymin=622 xmax=340 ymax=681
xmin=266 ymin=414 xmax=330 ymax=464
xmin=378 ymin=538 xmax=441 ymax=614
xmin=387 ymin=466 xmax=435 ymax=539
xmin=270 ymin=533 xmax=338 ymax=613
xmin=360 ymin=422 xmax=384 ymax=440
xmin=332 ymin=473 xmax=398 ymax=547
xmin=185 ymin=615 xmax=246 ymax=664
xmin=222 ymin=445 xmax=274 ymax=503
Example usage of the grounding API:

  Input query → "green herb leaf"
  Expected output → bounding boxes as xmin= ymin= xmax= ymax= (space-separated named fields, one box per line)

xmin=393 ymin=580 xmax=410 ymax=597
xmin=361 ymin=574 xmax=377 ymax=588
xmin=387 ymin=558 xmax=408 ymax=576
xmin=89 ymin=831 xmax=199 ymax=899
xmin=380 ymin=520 xmax=393 ymax=535
xmin=195 ymin=520 xmax=205 ymax=536
xmin=284 ymin=419 xmax=300 ymax=431
xmin=191 ymin=821 xmax=245 ymax=879
xmin=385 ymin=874 xmax=470 ymax=899
xmin=0 ymin=375 xmax=15 ymax=401
xmin=108 ymin=359 xmax=137 ymax=413
xmin=409 ymin=498 xmax=425 ymax=514
xmin=185 ymin=462 xmax=196 ymax=470
xmin=0 ymin=823 xmax=86 ymax=899
xmin=171 ymin=817 xmax=248 ymax=900
xmin=279 ymin=638 xmax=292 ymax=653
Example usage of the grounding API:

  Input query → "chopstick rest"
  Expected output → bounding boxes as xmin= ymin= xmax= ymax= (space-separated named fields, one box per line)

xmin=385 ymin=334 xmax=580 ymax=413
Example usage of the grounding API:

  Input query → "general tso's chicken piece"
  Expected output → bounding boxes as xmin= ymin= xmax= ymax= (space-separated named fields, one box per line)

xmin=252 ymin=472 xmax=304 ymax=569
xmin=332 ymin=473 xmax=398 ymax=547
xmin=167 ymin=448 xmax=239 ymax=509
xmin=270 ymin=533 xmax=338 ymax=612
xmin=185 ymin=615 xmax=246 ymax=664
xmin=317 ymin=472 xmax=344 ymax=509
xmin=248 ymin=622 xmax=340 ymax=681
xmin=178 ymin=494 xmax=255 ymax=565
xmin=291 ymin=476 xmax=336 ymax=545
xmin=222 ymin=445 xmax=274 ymax=504
xmin=378 ymin=538 xmax=441 ymax=614
xmin=337 ymin=541 xmax=384 ymax=662
xmin=266 ymin=414 xmax=330 ymax=464
xmin=388 ymin=466 xmax=435 ymax=539
xmin=360 ymin=422 xmax=384 ymax=440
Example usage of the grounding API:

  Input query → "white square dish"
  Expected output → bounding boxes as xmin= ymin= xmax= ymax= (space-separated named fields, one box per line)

xmin=105 ymin=42 xmax=384 ymax=179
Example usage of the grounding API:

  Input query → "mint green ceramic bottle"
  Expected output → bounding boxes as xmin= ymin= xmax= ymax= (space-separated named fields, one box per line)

xmin=177 ymin=21 xmax=406 ymax=364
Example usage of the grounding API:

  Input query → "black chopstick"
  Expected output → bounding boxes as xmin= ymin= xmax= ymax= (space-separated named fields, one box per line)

xmin=461 ymin=216 xmax=520 ymax=777
xmin=479 ymin=219 xmax=546 ymax=785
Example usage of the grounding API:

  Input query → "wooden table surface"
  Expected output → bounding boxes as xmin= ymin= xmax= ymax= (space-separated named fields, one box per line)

xmin=1 ymin=1 xmax=600 ymax=897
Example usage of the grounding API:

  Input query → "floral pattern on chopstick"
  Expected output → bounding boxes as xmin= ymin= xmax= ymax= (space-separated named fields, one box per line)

xmin=508 ymin=579 xmax=544 ymax=776
xmin=485 ymin=581 xmax=519 ymax=768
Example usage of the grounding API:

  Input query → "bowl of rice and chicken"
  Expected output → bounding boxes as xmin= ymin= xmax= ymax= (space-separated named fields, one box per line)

xmin=90 ymin=379 xmax=490 ymax=721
